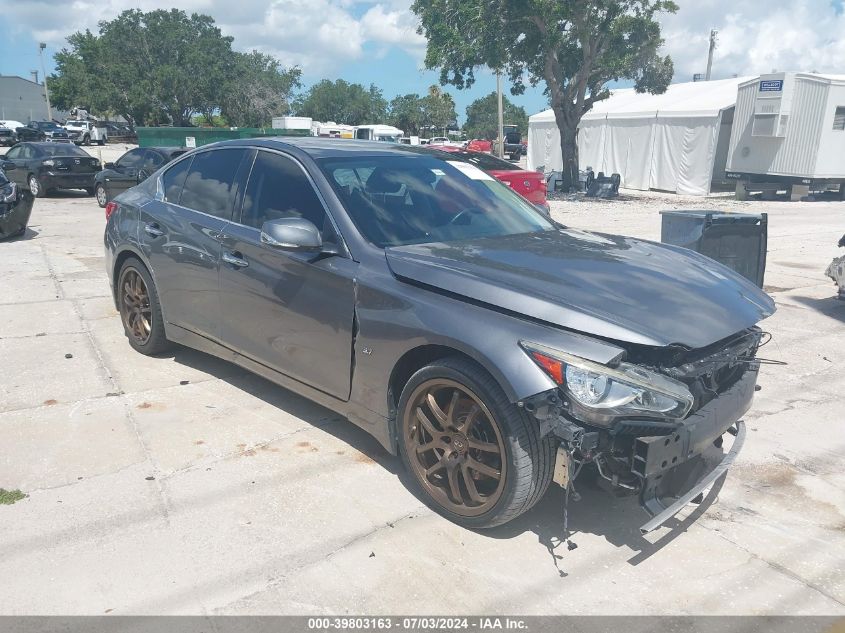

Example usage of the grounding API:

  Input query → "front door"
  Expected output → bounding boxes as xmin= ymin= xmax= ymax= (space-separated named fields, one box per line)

xmin=106 ymin=148 xmax=145 ymax=199
xmin=218 ymin=149 xmax=356 ymax=400
xmin=139 ymin=148 xmax=250 ymax=340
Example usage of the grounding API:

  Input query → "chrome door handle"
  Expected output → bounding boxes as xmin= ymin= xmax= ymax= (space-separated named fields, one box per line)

xmin=222 ymin=251 xmax=249 ymax=268
xmin=144 ymin=223 xmax=164 ymax=237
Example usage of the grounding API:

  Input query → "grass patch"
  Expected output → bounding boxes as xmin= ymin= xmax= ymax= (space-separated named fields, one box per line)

xmin=0 ymin=489 xmax=28 ymax=505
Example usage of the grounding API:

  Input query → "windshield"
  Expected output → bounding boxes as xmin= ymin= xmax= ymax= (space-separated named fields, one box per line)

xmin=375 ymin=134 xmax=401 ymax=143
xmin=318 ymin=155 xmax=553 ymax=248
xmin=38 ymin=144 xmax=90 ymax=157
xmin=38 ymin=122 xmax=63 ymax=131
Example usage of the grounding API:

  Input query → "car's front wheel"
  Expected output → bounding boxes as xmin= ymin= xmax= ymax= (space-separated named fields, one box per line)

xmin=95 ymin=183 xmax=108 ymax=207
xmin=117 ymin=258 xmax=172 ymax=355
xmin=398 ymin=357 xmax=555 ymax=528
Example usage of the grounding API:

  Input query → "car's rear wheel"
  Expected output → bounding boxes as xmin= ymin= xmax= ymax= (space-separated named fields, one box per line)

xmin=28 ymin=175 xmax=45 ymax=198
xmin=398 ymin=357 xmax=555 ymax=528
xmin=117 ymin=258 xmax=171 ymax=355
xmin=95 ymin=184 xmax=108 ymax=207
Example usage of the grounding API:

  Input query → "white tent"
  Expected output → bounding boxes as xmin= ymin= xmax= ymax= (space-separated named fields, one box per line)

xmin=527 ymin=77 xmax=752 ymax=195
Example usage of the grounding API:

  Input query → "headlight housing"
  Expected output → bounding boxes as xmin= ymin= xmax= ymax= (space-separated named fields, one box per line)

xmin=521 ymin=341 xmax=694 ymax=426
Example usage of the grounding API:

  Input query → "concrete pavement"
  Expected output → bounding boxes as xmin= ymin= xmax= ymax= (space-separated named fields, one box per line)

xmin=0 ymin=186 xmax=843 ymax=615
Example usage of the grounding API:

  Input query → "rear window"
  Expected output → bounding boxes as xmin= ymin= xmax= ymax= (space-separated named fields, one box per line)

xmin=38 ymin=144 xmax=89 ymax=157
xmin=447 ymin=151 xmax=520 ymax=172
xmin=179 ymin=149 xmax=248 ymax=219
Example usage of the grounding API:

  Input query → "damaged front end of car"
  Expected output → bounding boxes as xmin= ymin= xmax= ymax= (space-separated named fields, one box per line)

xmin=519 ymin=328 xmax=765 ymax=534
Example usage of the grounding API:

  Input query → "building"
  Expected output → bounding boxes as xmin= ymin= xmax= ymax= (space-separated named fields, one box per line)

xmin=726 ymin=72 xmax=845 ymax=196
xmin=0 ymin=75 xmax=65 ymax=123
xmin=527 ymin=77 xmax=751 ymax=196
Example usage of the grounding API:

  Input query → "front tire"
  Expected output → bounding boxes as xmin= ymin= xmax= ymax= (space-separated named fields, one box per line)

xmin=28 ymin=175 xmax=45 ymax=198
xmin=117 ymin=258 xmax=172 ymax=355
xmin=398 ymin=357 xmax=555 ymax=528
xmin=95 ymin=184 xmax=108 ymax=207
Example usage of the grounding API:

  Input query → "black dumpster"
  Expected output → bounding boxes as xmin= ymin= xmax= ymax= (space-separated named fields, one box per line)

xmin=660 ymin=210 xmax=768 ymax=287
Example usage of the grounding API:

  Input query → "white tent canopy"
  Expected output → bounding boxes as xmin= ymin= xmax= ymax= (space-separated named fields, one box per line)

xmin=527 ymin=77 xmax=752 ymax=195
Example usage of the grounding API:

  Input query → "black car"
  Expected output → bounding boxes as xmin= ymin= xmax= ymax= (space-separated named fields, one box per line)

xmin=0 ymin=127 xmax=17 ymax=147
xmin=3 ymin=142 xmax=101 ymax=197
xmin=25 ymin=121 xmax=70 ymax=143
xmin=104 ymin=138 xmax=776 ymax=533
xmin=13 ymin=127 xmax=46 ymax=142
xmin=94 ymin=146 xmax=187 ymax=207
xmin=0 ymin=164 xmax=34 ymax=239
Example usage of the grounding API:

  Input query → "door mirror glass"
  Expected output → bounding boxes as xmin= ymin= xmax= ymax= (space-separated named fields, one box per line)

xmin=260 ymin=217 xmax=323 ymax=251
xmin=104 ymin=162 xmax=115 ymax=169
xmin=2 ymin=161 xmax=16 ymax=171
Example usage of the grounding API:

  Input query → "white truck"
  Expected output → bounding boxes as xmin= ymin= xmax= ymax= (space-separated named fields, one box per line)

xmin=64 ymin=119 xmax=108 ymax=146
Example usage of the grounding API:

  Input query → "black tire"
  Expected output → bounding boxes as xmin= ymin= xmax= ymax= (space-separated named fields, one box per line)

xmin=82 ymin=135 xmax=90 ymax=146
xmin=397 ymin=356 xmax=555 ymax=529
xmin=98 ymin=139 xmax=105 ymax=146
xmin=95 ymin=183 xmax=108 ymax=208
xmin=28 ymin=174 xmax=46 ymax=198
xmin=117 ymin=257 xmax=172 ymax=355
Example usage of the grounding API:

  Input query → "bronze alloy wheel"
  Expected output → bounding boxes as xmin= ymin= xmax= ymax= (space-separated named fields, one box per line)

xmin=120 ymin=267 xmax=153 ymax=345
xmin=403 ymin=378 xmax=507 ymax=517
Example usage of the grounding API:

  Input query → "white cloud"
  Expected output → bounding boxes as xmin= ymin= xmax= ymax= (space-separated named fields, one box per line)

xmin=6 ymin=0 xmax=844 ymax=84
xmin=661 ymin=0 xmax=845 ymax=81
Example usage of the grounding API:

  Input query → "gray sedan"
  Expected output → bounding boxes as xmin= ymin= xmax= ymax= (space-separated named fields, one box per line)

xmin=104 ymin=138 xmax=775 ymax=531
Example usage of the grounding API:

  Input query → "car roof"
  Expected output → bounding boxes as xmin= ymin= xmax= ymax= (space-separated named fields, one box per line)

xmin=203 ymin=137 xmax=440 ymax=159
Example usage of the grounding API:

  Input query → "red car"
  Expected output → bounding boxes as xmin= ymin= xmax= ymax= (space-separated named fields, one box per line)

xmin=431 ymin=147 xmax=548 ymax=212
xmin=465 ymin=138 xmax=493 ymax=152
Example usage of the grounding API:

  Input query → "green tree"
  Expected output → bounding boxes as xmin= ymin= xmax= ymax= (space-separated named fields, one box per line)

xmin=388 ymin=93 xmax=424 ymax=135
xmin=294 ymin=80 xmax=388 ymax=126
xmin=219 ymin=52 xmax=302 ymax=127
xmin=49 ymin=9 xmax=298 ymax=128
xmin=464 ymin=92 xmax=527 ymax=140
xmin=411 ymin=0 xmax=677 ymax=188
xmin=421 ymin=85 xmax=457 ymax=136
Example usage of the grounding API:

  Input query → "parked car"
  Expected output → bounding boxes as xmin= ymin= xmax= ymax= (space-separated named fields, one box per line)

xmin=105 ymin=138 xmax=774 ymax=532
xmin=25 ymin=121 xmax=71 ymax=143
xmin=466 ymin=139 xmax=493 ymax=153
xmin=94 ymin=146 xmax=187 ymax=207
xmin=427 ymin=146 xmax=549 ymax=212
xmin=12 ymin=126 xmax=46 ymax=142
xmin=0 ymin=120 xmax=26 ymax=131
xmin=0 ymin=127 xmax=16 ymax=147
xmin=3 ymin=142 xmax=100 ymax=197
xmin=64 ymin=120 xmax=108 ymax=146
xmin=0 ymin=163 xmax=34 ymax=239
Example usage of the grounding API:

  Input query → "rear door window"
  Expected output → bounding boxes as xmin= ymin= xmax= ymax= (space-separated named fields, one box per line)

xmin=161 ymin=156 xmax=193 ymax=203
xmin=179 ymin=149 xmax=248 ymax=220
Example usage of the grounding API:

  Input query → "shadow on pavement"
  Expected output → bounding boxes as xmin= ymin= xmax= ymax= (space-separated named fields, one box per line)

xmin=790 ymin=294 xmax=845 ymax=321
xmin=167 ymin=346 xmax=728 ymax=575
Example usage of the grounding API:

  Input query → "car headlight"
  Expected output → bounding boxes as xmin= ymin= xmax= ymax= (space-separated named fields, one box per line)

xmin=521 ymin=341 xmax=694 ymax=426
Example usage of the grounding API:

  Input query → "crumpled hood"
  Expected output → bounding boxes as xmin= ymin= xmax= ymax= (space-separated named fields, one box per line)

xmin=385 ymin=229 xmax=775 ymax=349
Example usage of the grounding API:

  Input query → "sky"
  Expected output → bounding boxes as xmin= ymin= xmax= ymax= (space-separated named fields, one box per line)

xmin=1 ymin=0 xmax=844 ymax=123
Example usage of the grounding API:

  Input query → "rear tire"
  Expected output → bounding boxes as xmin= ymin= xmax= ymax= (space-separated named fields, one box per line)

xmin=117 ymin=257 xmax=172 ymax=355
xmin=95 ymin=183 xmax=108 ymax=207
xmin=397 ymin=356 xmax=555 ymax=529
xmin=98 ymin=138 xmax=106 ymax=146
xmin=28 ymin=174 xmax=45 ymax=198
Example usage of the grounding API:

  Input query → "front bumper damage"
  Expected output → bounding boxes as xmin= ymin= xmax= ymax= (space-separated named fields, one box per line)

xmin=0 ymin=183 xmax=34 ymax=240
xmin=826 ymin=254 xmax=845 ymax=300
xmin=527 ymin=340 xmax=760 ymax=535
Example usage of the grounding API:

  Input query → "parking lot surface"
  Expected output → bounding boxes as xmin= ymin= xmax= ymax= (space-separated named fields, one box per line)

xmin=1 ymin=176 xmax=843 ymax=614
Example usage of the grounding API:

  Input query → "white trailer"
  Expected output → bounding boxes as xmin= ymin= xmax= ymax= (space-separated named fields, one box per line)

xmin=353 ymin=124 xmax=403 ymax=143
xmin=726 ymin=72 xmax=845 ymax=199
xmin=271 ymin=116 xmax=312 ymax=131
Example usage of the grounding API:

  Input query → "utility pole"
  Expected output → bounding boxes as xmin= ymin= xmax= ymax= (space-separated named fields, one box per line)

xmin=705 ymin=29 xmax=718 ymax=81
xmin=39 ymin=42 xmax=52 ymax=120
xmin=496 ymin=70 xmax=504 ymax=158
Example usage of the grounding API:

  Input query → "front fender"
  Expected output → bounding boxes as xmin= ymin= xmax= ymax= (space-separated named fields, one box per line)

xmin=349 ymin=275 xmax=626 ymax=421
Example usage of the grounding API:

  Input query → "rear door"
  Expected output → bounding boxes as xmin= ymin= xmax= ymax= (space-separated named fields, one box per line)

xmin=2 ymin=144 xmax=29 ymax=186
xmin=138 ymin=147 xmax=250 ymax=340
xmin=218 ymin=149 xmax=357 ymax=400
